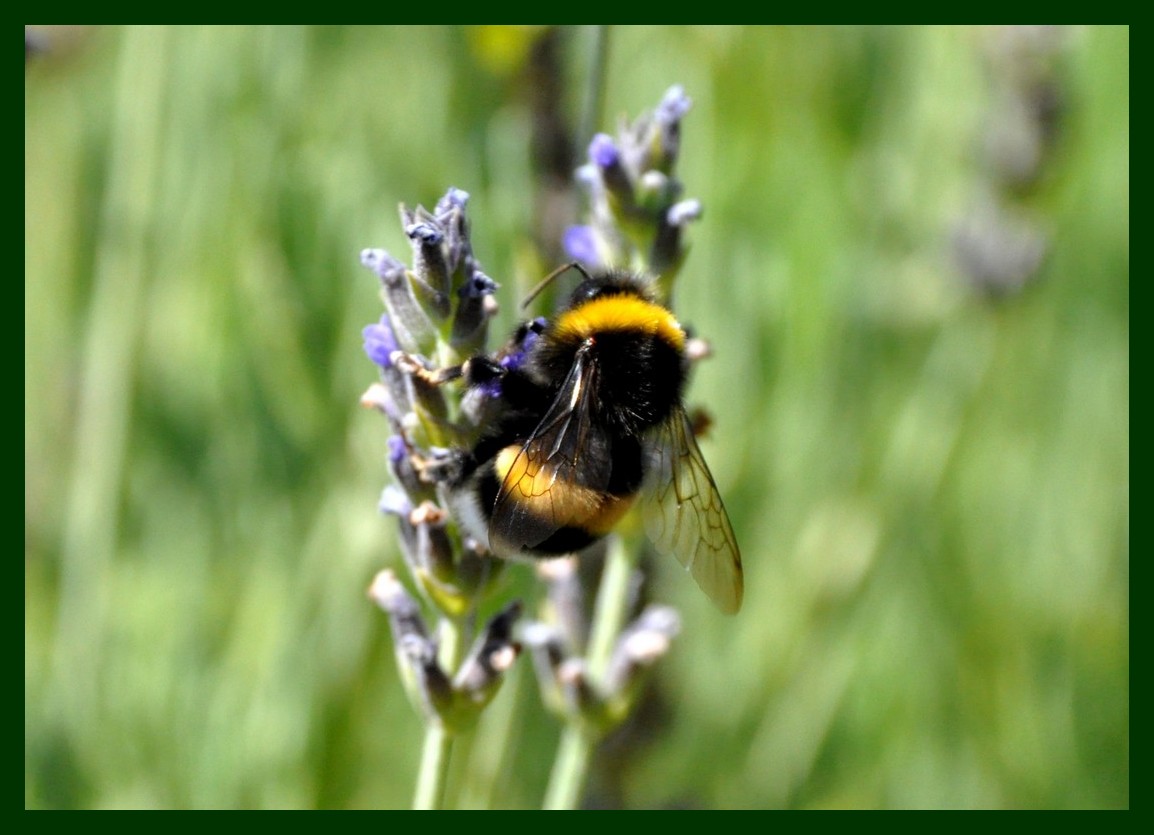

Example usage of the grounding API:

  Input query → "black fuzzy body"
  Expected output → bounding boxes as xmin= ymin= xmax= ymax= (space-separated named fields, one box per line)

xmin=452 ymin=272 xmax=687 ymax=557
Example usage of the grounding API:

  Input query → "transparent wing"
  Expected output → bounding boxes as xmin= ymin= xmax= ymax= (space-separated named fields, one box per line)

xmin=488 ymin=345 xmax=613 ymax=555
xmin=642 ymin=408 xmax=744 ymax=614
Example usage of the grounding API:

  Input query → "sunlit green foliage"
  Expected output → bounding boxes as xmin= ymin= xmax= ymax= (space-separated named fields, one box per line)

xmin=26 ymin=25 xmax=1127 ymax=809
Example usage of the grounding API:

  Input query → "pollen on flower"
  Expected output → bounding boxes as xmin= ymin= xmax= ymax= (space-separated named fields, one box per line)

xmin=410 ymin=501 xmax=447 ymax=527
xmin=367 ymin=569 xmax=406 ymax=610
xmin=488 ymin=645 xmax=518 ymax=673
xmin=360 ymin=382 xmax=391 ymax=411
xmin=621 ymin=630 xmax=671 ymax=663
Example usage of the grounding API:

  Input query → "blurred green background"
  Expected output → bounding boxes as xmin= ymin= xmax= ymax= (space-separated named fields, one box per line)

xmin=25 ymin=25 xmax=1128 ymax=809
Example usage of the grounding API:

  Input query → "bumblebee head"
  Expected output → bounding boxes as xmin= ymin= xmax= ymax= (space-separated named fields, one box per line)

xmin=567 ymin=269 xmax=657 ymax=308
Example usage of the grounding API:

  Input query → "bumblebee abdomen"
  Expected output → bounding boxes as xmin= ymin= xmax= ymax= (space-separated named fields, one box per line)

xmin=477 ymin=434 xmax=646 ymax=558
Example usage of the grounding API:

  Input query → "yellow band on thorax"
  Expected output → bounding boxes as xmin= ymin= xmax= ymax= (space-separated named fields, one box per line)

xmin=555 ymin=295 xmax=685 ymax=349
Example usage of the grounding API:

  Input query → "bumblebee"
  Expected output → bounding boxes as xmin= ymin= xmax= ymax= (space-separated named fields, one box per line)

xmin=446 ymin=267 xmax=743 ymax=614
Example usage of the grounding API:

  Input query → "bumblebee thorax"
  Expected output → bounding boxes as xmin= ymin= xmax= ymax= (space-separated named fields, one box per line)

xmin=528 ymin=293 xmax=686 ymax=436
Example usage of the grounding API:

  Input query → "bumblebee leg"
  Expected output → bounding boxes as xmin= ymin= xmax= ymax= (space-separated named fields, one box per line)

xmin=392 ymin=352 xmax=465 ymax=386
xmin=413 ymin=445 xmax=470 ymax=486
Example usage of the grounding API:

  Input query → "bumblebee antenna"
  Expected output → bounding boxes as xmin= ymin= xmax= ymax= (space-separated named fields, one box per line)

xmin=521 ymin=261 xmax=593 ymax=311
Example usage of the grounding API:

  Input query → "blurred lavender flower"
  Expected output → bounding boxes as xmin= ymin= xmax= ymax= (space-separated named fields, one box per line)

xmin=566 ymin=84 xmax=703 ymax=296
xmin=981 ymin=25 xmax=1069 ymax=191
xmin=952 ymin=199 xmax=1049 ymax=298
xmin=524 ymin=558 xmax=681 ymax=735
xmin=26 ymin=27 xmax=47 ymax=61
xmin=368 ymin=570 xmax=521 ymax=726
xmin=952 ymin=27 xmax=1071 ymax=300
xmin=531 ymin=86 xmax=716 ymax=808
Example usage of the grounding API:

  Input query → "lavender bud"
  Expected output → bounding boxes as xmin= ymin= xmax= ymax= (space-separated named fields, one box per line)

xmin=562 ymin=225 xmax=604 ymax=268
xmin=378 ymin=482 xmax=412 ymax=518
xmin=362 ymin=315 xmax=399 ymax=371
xmin=360 ymin=382 xmax=405 ymax=425
xmin=667 ymin=198 xmax=703 ymax=227
xmin=361 ymin=248 xmax=436 ymax=354
xmin=557 ymin=658 xmax=599 ymax=716
xmin=536 ymin=557 xmax=588 ymax=652
xmin=604 ymin=605 xmax=682 ymax=702
xmin=522 ymin=621 xmax=571 ymax=710
xmin=435 ymin=188 xmax=478 ymax=294
xmin=652 ymin=84 xmax=692 ymax=170
xmin=588 ymin=133 xmax=635 ymax=210
xmin=435 ymin=186 xmax=470 ymax=215
xmin=451 ymin=270 xmax=499 ymax=355
xmin=410 ymin=501 xmax=456 ymax=583
xmin=403 ymin=215 xmax=452 ymax=319
xmin=454 ymin=602 xmax=523 ymax=708
xmin=400 ymin=633 xmax=455 ymax=719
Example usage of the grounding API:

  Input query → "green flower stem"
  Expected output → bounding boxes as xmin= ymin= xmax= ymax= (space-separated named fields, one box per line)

xmin=543 ymin=722 xmax=597 ymax=811
xmin=413 ymin=722 xmax=453 ymax=810
xmin=585 ymin=534 xmax=639 ymax=679
xmin=543 ymin=534 xmax=639 ymax=810
xmin=412 ymin=614 xmax=469 ymax=810
xmin=578 ymin=26 xmax=611 ymax=149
